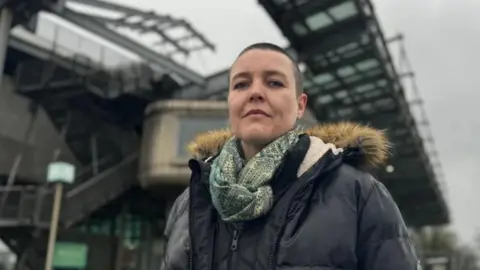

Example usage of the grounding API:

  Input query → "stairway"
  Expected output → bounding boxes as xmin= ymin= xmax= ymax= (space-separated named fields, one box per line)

xmin=0 ymin=185 xmax=52 ymax=227
xmin=0 ymin=153 xmax=138 ymax=269
xmin=0 ymin=33 xmax=150 ymax=269
xmin=4 ymin=37 xmax=146 ymax=220
xmin=0 ymin=152 xmax=137 ymax=225
xmin=62 ymin=152 xmax=139 ymax=227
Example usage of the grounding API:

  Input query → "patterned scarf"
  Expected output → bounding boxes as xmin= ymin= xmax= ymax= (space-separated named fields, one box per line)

xmin=209 ymin=129 xmax=299 ymax=222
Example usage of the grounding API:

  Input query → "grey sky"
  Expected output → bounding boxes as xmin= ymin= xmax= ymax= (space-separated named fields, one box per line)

xmin=105 ymin=0 xmax=480 ymax=243
xmin=373 ymin=0 xmax=480 ymax=243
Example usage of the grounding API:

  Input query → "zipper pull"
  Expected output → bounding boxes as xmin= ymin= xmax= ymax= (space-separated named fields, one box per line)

xmin=231 ymin=229 xmax=239 ymax=251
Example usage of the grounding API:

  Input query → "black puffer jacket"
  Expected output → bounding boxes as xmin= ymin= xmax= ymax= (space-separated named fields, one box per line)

xmin=161 ymin=123 xmax=419 ymax=270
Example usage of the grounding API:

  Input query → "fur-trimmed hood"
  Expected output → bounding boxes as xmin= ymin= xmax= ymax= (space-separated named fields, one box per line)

xmin=187 ymin=122 xmax=391 ymax=169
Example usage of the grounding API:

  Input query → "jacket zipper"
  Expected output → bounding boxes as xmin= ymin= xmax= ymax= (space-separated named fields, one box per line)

xmin=267 ymin=152 xmax=335 ymax=270
xmin=230 ymin=223 xmax=243 ymax=270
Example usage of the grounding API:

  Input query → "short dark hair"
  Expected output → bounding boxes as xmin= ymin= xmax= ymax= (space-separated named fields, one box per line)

xmin=231 ymin=42 xmax=303 ymax=95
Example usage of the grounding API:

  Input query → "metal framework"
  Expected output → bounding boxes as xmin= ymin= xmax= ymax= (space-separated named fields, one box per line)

xmin=47 ymin=0 xmax=215 ymax=86
xmin=7 ymin=0 xmax=218 ymax=165
xmin=0 ymin=0 xmax=48 ymax=89
xmin=67 ymin=0 xmax=215 ymax=57
xmin=0 ymin=0 xmax=217 ymax=188
xmin=174 ymin=69 xmax=229 ymax=100
xmin=0 ymin=0 xmax=218 ymax=267
xmin=2 ymin=0 xmax=217 ymax=87
xmin=254 ymin=0 xmax=448 ymax=227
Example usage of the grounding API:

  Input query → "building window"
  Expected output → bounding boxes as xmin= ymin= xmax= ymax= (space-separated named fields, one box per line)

xmin=177 ymin=116 xmax=228 ymax=158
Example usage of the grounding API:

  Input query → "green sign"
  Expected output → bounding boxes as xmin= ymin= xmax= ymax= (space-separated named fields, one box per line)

xmin=53 ymin=242 xmax=88 ymax=269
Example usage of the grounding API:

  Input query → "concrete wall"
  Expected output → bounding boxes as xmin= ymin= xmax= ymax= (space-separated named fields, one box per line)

xmin=0 ymin=75 xmax=78 ymax=184
xmin=139 ymin=100 xmax=228 ymax=188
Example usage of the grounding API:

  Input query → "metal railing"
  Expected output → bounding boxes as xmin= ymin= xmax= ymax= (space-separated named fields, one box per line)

xmin=0 ymin=185 xmax=52 ymax=226
xmin=10 ymin=13 xmax=145 ymax=71
xmin=35 ymin=13 xmax=142 ymax=69
xmin=13 ymin=15 xmax=160 ymax=98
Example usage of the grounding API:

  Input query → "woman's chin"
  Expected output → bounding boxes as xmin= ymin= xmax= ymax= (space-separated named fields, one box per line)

xmin=239 ymin=126 xmax=275 ymax=144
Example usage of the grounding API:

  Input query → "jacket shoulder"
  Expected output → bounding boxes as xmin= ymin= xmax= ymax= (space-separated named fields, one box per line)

xmin=320 ymin=162 xmax=384 ymax=212
xmin=161 ymin=188 xmax=190 ymax=270
xmin=331 ymin=163 xmax=377 ymax=191
xmin=328 ymin=163 xmax=408 ymax=231
xmin=165 ymin=187 xmax=190 ymax=236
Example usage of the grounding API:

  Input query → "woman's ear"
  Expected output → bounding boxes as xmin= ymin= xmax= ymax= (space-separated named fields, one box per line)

xmin=296 ymin=93 xmax=308 ymax=119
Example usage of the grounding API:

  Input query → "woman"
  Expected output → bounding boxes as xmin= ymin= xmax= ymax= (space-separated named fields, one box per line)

xmin=161 ymin=43 xmax=419 ymax=270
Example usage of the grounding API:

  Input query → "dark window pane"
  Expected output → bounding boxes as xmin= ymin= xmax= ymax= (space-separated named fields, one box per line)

xmin=177 ymin=116 xmax=228 ymax=157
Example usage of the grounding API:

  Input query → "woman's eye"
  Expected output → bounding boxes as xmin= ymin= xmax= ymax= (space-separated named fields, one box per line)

xmin=233 ymin=82 xmax=249 ymax=89
xmin=268 ymin=80 xmax=284 ymax=88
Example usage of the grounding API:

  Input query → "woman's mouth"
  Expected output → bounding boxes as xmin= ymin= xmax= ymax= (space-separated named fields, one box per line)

xmin=244 ymin=109 xmax=270 ymax=117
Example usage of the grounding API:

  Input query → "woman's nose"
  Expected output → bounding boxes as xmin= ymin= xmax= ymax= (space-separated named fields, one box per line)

xmin=249 ymin=89 xmax=265 ymax=102
xmin=249 ymin=82 xmax=265 ymax=101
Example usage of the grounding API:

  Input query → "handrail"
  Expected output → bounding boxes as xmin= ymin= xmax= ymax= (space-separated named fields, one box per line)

xmin=10 ymin=16 xmax=143 ymax=71
xmin=66 ymin=152 xmax=137 ymax=198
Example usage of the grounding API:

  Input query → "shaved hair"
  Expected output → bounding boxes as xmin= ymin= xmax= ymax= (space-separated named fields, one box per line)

xmin=231 ymin=42 xmax=304 ymax=95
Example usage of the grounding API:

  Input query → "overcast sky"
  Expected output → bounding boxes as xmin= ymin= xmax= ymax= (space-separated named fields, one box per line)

xmin=67 ymin=0 xmax=480 ymax=243
xmin=369 ymin=0 xmax=480 ymax=244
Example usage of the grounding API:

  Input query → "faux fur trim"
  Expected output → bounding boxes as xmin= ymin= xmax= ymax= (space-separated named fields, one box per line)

xmin=187 ymin=122 xmax=391 ymax=169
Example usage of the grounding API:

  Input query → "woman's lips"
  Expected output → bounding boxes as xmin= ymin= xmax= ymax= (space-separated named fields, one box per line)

xmin=244 ymin=109 xmax=270 ymax=117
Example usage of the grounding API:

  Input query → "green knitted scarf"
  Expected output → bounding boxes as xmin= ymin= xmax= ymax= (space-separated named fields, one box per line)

xmin=209 ymin=129 xmax=299 ymax=222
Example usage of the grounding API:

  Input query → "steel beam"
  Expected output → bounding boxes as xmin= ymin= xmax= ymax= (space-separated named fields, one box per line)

xmin=53 ymin=8 xmax=206 ymax=86
xmin=0 ymin=8 xmax=12 ymax=89
xmin=174 ymin=69 xmax=229 ymax=99
xmin=9 ymin=32 xmax=97 ymax=74
xmin=67 ymin=0 xmax=215 ymax=55
xmin=67 ymin=0 xmax=158 ymax=17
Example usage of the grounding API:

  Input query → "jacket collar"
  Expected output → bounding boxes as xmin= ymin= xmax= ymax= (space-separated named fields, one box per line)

xmin=187 ymin=122 xmax=391 ymax=171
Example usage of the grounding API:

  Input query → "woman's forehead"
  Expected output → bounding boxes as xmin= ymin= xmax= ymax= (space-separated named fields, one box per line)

xmin=230 ymin=49 xmax=295 ymax=79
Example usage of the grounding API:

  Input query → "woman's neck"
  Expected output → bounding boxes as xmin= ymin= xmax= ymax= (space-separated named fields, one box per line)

xmin=241 ymin=141 xmax=267 ymax=161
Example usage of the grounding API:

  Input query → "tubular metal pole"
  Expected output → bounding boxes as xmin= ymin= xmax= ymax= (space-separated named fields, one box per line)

xmin=44 ymin=182 xmax=64 ymax=270
xmin=0 ymin=8 xmax=13 ymax=89
xmin=91 ymin=135 xmax=98 ymax=175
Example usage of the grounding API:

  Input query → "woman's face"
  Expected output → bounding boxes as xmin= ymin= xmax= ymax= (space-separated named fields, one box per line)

xmin=228 ymin=49 xmax=307 ymax=145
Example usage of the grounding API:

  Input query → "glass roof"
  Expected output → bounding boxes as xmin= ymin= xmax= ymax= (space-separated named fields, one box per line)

xmin=329 ymin=2 xmax=358 ymax=21
xmin=356 ymin=59 xmax=379 ymax=70
xmin=292 ymin=23 xmax=308 ymax=36
xmin=263 ymin=0 xmax=396 ymax=120
xmin=306 ymin=12 xmax=333 ymax=31
xmin=337 ymin=66 xmax=356 ymax=77
xmin=302 ymin=53 xmax=391 ymax=115
xmin=312 ymin=73 xmax=334 ymax=84
xmin=294 ymin=1 xmax=360 ymax=35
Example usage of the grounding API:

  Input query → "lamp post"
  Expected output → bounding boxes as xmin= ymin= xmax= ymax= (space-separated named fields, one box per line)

xmin=44 ymin=161 xmax=76 ymax=270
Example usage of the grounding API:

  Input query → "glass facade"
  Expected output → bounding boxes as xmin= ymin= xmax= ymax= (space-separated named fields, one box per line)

xmin=177 ymin=116 xmax=228 ymax=157
xmin=78 ymin=214 xmax=147 ymax=246
xmin=77 ymin=214 xmax=162 ymax=270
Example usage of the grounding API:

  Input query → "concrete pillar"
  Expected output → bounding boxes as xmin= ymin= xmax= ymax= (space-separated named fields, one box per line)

xmin=0 ymin=8 xmax=13 ymax=90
